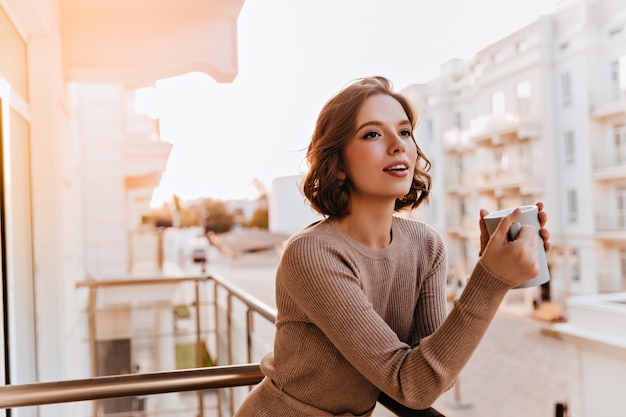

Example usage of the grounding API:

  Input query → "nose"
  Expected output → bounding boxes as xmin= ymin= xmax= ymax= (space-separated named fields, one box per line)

xmin=388 ymin=134 xmax=406 ymax=154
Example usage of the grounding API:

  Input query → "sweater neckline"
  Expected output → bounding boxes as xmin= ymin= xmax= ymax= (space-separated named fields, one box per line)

xmin=326 ymin=217 xmax=400 ymax=259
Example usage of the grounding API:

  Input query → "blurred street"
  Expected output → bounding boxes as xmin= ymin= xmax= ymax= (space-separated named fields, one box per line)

xmin=431 ymin=312 xmax=572 ymax=417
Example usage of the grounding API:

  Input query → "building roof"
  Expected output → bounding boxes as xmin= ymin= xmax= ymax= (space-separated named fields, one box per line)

xmin=208 ymin=229 xmax=289 ymax=258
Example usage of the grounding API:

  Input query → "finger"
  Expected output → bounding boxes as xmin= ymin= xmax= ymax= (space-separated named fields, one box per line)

xmin=540 ymin=228 xmax=551 ymax=251
xmin=479 ymin=209 xmax=490 ymax=255
xmin=535 ymin=201 xmax=548 ymax=228
xmin=515 ymin=224 xmax=539 ymax=243
xmin=538 ymin=210 xmax=548 ymax=228
xmin=491 ymin=207 xmax=521 ymax=243
xmin=479 ymin=209 xmax=489 ymax=234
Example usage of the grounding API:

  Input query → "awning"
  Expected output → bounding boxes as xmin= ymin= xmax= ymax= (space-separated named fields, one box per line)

xmin=60 ymin=0 xmax=245 ymax=87
xmin=124 ymin=172 xmax=163 ymax=190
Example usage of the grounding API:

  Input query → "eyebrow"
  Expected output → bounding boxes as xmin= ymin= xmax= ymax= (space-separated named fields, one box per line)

xmin=356 ymin=119 xmax=411 ymax=132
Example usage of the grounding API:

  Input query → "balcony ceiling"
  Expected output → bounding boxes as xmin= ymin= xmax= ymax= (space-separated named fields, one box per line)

xmin=60 ymin=0 xmax=245 ymax=87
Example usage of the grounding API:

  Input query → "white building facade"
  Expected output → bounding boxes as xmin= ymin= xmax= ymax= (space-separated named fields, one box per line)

xmin=404 ymin=0 xmax=626 ymax=311
xmin=0 ymin=1 xmax=245 ymax=416
xmin=269 ymin=174 xmax=323 ymax=236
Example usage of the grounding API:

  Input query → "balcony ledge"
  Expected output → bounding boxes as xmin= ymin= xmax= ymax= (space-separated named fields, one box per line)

xmin=60 ymin=0 xmax=245 ymax=87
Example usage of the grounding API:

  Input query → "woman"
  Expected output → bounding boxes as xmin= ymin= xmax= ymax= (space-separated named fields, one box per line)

xmin=235 ymin=76 xmax=550 ymax=416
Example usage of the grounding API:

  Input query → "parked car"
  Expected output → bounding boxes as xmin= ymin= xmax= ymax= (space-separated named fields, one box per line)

xmin=192 ymin=248 xmax=207 ymax=264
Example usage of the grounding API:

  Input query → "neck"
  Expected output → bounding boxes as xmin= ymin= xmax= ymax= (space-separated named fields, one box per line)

xmin=337 ymin=199 xmax=395 ymax=249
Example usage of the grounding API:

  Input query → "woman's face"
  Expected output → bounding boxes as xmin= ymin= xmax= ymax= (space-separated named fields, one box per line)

xmin=341 ymin=93 xmax=417 ymax=204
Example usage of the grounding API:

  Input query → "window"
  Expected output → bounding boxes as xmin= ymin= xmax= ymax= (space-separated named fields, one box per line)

xmin=567 ymin=189 xmax=578 ymax=223
xmin=491 ymin=91 xmax=506 ymax=114
xmin=493 ymin=51 xmax=505 ymax=64
xmin=610 ymin=56 xmax=626 ymax=100
xmin=617 ymin=189 xmax=626 ymax=229
xmin=516 ymin=81 xmax=531 ymax=98
xmin=453 ymin=112 xmax=463 ymax=129
xmin=455 ymin=156 xmax=464 ymax=183
xmin=620 ymin=250 xmax=626 ymax=290
xmin=569 ymin=249 xmax=580 ymax=282
xmin=519 ymin=142 xmax=531 ymax=173
xmin=516 ymin=39 xmax=530 ymax=53
xmin=461 ymin=238 xmax=469 ymax=267
xmin=0 ymin=6 xmax=28 ymax=99
xmin=473 ymin=62 xmax=484 ymax=77
xmin=426 ymin=118 xmax=433 ymax=142
xmin=614 ymin=125 xmax=626 ymax=165
xmin=493 ymin=146 xmax=508 ymax=172
xmin=561 ymin=72 xmax=572 ymax=106
xmin=516 ymin=81 xmax=531 ymax=114
xmin=609 ymin=26 xmax=623 ymax=37
xmin=458 ymin=198 xmax=467 ymax=218
xmin=564 ymin=131 xmax=575 ymax=164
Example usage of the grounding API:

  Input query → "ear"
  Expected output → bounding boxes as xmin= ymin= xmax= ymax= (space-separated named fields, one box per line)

xmin=337 ymin=170 xmax=347 ymax=180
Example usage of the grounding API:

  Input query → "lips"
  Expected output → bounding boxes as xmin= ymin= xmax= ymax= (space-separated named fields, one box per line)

xmin=383 ymin=160 xmax=410 ymax=172
xmin=383 ymin=164 xmax=408 ymax=172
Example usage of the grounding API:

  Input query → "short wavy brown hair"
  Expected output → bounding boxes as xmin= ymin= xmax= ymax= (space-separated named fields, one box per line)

xmin=302 ymin=76 xmax=431 ymax=218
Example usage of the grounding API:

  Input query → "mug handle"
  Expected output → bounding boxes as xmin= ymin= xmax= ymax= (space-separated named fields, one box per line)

xmin=507 ymin=222 xmax=522 ymax=242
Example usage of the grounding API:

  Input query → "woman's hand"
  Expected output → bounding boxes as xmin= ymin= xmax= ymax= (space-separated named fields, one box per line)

xmin=479 ymin=202 xmax=550 ymax=254
xmin=535 ymin=201 xmax=551 ymax=252
xmin=478 ymin=202 xmax=550 ymax=287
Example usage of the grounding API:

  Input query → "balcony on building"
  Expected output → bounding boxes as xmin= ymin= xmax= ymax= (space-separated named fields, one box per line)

xmin=469 ymin=112 xmax=542 ymax=145
xmin=589 ymin=82 xmax=626 ymax=120
xmin=594 ymin=209 xmax=626 ymax=239
xmin=592 ymin=141 xmax=626 ymax=179
xmin=442 ymin=128 xmax=473 ymax=192
xmin=465 ymin=113 xmax=544 ymax=197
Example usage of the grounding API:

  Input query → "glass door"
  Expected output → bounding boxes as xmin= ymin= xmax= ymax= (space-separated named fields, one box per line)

xmin=617 ymin=188 xmax=626 ymax=229
xmin=1 ymin=90 xmax=37 ymax=395
xmin=0 ymin=94 xmax=7 ymax=393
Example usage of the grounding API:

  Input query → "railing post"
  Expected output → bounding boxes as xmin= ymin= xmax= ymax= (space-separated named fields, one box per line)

xmin=227 ymin=293 xmax=234 ymax=414
xmin=449 ymin=379 xmax=472 ymax=410
xmin=212 ymin=279 xmax=220 ymax=365
xmin=88 ymin=287 xmax=99 ymax=417
xmin=212 ymin=279 xmax=223 ymax=416
xmin=194 ymin=280 xmax=204 ymax=417
xmin=246 ymin=309 xmax=254 ymax=364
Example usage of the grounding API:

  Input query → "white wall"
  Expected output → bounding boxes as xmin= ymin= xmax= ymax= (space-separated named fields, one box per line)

xmin=269 ymin=175 xmax=322 ymax=236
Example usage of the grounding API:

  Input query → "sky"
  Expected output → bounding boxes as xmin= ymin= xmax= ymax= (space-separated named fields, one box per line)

xmin=137 ymin=0 xmax=558 ymax=206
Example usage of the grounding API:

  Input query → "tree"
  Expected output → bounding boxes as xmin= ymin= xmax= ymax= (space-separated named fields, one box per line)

xmin=202 ymin=199 xmax=235 ymax=234
xmin=143 ymin=203 xmax=173 ymax=228
xmin=247 ymin=207 xmax=269 ymax=229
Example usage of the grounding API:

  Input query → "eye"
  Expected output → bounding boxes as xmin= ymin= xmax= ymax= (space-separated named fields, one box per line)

xmin=399 ymin=129 xmax=412 ymax=137
xmin=362 ymin=131 xmax=381 ymax=140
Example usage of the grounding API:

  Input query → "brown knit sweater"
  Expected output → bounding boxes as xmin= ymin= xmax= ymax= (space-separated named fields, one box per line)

xmin=235 ymin=216 xmax=512 ymax=416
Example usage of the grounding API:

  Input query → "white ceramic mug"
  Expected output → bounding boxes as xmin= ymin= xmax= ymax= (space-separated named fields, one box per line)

xmin=482 ymin=205 xmax=550 ymax=289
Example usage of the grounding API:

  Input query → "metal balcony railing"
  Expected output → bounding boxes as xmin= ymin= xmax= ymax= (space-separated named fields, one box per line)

xmin=71 ymin=272 xmax=276 ymax=416
xmin=0 ymin=364 xmax=263 ymax=409
xmin=0 ymin=272 xmax=448 ymax=416
xmin=593 ymin=144 xmax=626 ymax=170
xmin=595 ymin=211 xmax=626 ymax=231
xmin=0 ymin=367 xmax=446 ymax=416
